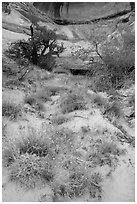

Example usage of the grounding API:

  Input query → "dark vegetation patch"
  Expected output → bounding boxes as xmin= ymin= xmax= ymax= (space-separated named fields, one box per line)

xmin=2 ymin=102 xmax=22 ymax=120
xmin=51 ymin=115 xmax=69 ymax=125
xmin=4 ymin=26 xmax=65 ymax=75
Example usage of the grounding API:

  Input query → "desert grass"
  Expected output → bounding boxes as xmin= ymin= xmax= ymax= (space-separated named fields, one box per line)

xmin=60 ymin=89 xmax=87 ymax=114
xmin=52 ymin=166 xmax=102 ymax=201
xmin=2 ymin=127 xmax=56 ymax=188
xmin=10 ymin=153 xmax=54 ymax=189
xmin=2 ymin=123 xmax=124 ymax=200
xmin=86 ymin=138 xmax=125 ymax=167
xmin=2 ymin=126 xmax=75 ymax=189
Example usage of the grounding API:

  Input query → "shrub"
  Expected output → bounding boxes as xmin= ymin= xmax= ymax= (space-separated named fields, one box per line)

xmin=60 ymin=89 xmax=87 ymax=114
xmin=5 ymin=26 xmax=65 ymax=71
xmin=101 ymin=31 xmax=135 ymax=88
xmin=2 ymin=102 xmax=21 ymax=119
xmin=91 ymin=30 xmax=135 ymax=90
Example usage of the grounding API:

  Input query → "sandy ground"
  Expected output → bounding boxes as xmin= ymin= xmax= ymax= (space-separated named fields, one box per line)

xmin=2 ymin=4 xmax=135 ymax=202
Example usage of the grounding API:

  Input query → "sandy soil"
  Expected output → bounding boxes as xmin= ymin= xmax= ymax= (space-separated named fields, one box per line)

xmin=2 ymin=3 xmax=135 ymax=202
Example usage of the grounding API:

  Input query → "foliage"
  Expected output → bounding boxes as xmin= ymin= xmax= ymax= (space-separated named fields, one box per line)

xmin=5 ymin=25 xmax=65 ymax=71
xmin=84 ymin=29 xmax=135 ymax=90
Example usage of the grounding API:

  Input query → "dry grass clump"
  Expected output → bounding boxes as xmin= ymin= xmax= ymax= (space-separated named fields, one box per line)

xmin=60 ymin=89 xmax=87 ymax=114
xmin=10 ymin=153 xmax=54 ymax=189
xmin=86 ymin=139 xmax=125 ymax=167
xmin=3 ymin=128 xmax=54 ymax=167
xmin=3 ymin=127 xmax=55 ymax=188
xmin=52 ymin=169 xmax=102 ymax=201
xmin=2 ymin=102 xmax=21 ymax=120
xmin=2 ymin=126 xmax=75 ymax=189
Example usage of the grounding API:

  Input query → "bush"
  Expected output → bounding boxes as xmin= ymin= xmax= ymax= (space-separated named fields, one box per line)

xmin=91 ymin=30 xmax=135 ymax=90
xmin=101 ymin=31 xmax=135 ymax=89
xmin=103 ymin=49 xmax=134 ymax=87
xmin=60 ymin=89 xmax=87 ymax=114
xmin=2 ymin=102 xmax=21 ymax=119
xmin=5 ymin=25 xmax=65 ymax=71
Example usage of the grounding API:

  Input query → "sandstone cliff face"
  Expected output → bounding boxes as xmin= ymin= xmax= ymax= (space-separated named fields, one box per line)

xmin=33 ymin=2 xmax=130 ymax=20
